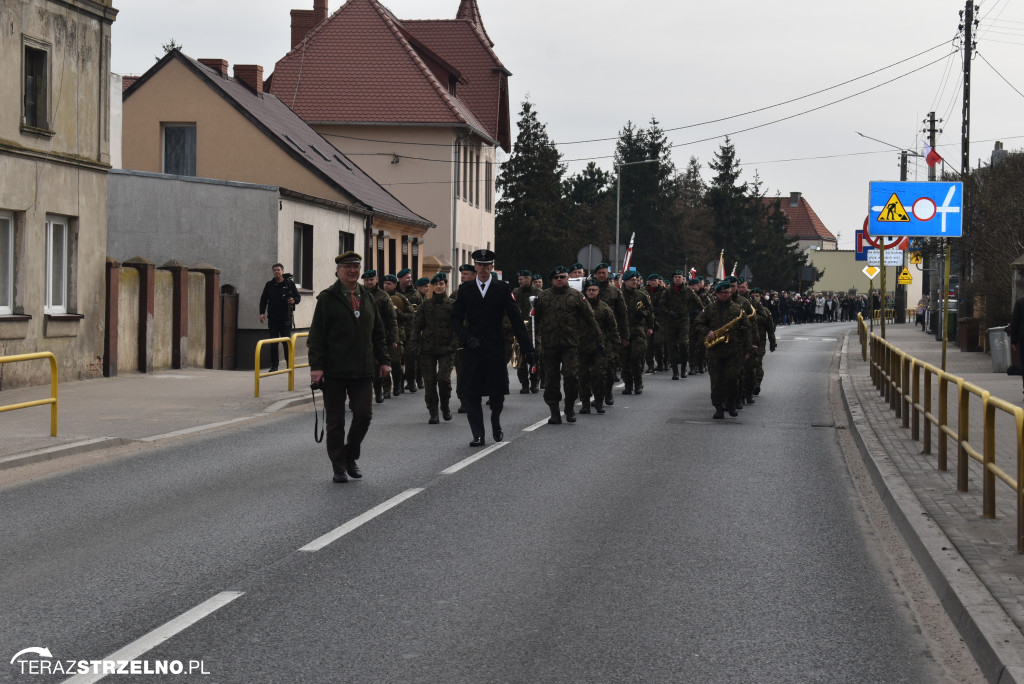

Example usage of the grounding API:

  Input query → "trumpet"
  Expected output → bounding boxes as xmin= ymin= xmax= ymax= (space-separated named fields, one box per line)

xmin=705 ymin=311 xmax=745 ymax=348
xmin=511 ymin=337 xmax=522 ymax=368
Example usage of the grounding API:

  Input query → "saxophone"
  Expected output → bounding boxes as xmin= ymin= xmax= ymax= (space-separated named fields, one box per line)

xmin=705 ymin=311 xmax=745 ymax=348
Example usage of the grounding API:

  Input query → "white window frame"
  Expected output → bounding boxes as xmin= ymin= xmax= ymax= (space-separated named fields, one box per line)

xmin=0 ymin=211 xmax=13 ymax=315
xmin=45 ymin=215 xmax=68 ymax=314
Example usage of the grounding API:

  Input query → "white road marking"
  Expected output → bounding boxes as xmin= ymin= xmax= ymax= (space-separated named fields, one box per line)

xmin=62 ymin=592 xmax=244 ymax=684
xmin=523 ymin=418 xmax=549 ymax=432
xmin=140 ymin=417 xmax=255 ymax=442
xmin=299 ymin=489 xmax=424 ymax=552
xmin=441 ymin=442 xmax=508 ymax=474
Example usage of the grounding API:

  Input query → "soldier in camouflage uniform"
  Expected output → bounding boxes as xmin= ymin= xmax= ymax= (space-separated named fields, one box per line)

xmin=659 ymin=270 xmax=704 ymax=380
xmin=592 ymin=262 xmax=628 ymax=405
xmin=732 ymin=278 xmax=760 ymax=406
xmin=382 ymin=274 xmax=406 ymax=396
xmin=580 ymin=279 xmax=619 ymax=414
xmin=413 ymin=273 xmax=456 ymax=424
xmin=688 ymin=277 xmax=711 ymax=375
xmin=744 ymin=284 xmax=777 ymax=399
xmin=533 ymin=266 xmax=602 ymax=424
xmin=694 ymin=279 xmax=753 ymax=419
xmin=620 ymin=270 xmax=655 ymax=395
xmin=361 ymin=270 xmax=400 ymax=403
xmin=396 ymin=269 xmax=423 ymax=394
xmin=646 ymin=274 xmax=667 ymax=373
xmin=514 ymin=270 xmax=542 ymax=394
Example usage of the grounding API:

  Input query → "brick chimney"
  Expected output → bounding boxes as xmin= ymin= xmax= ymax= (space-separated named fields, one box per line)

xmin=234 ymin=65 xmax=264 ymax=94
xmin=291 ymin=0 xmax=329 ymax=48
xmin=198 ymin=59 xmax=229 ymax=76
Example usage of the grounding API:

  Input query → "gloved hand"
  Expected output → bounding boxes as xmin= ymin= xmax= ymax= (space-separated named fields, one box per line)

xmin=466 ymin=337 xmax=481 ymax=350
xmin=770 ymin=342 xmax=777 ymax=352
xmin=526 ymin=350 xmax=537 ymax=367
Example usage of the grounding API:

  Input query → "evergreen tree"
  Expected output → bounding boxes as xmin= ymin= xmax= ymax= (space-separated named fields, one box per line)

xmin=495 ymin=100 xmax=569 ymax=273
xmin=564 ymin=163 xmax=614 ymax=267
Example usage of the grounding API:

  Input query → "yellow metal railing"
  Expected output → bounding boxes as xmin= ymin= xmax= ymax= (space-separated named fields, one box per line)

xmin=870 ymin=308 xmax=896 ymax=324
xmin=0 ymin=352 xmax=59 ymax=436
xmin=254 ymin=337 xmax=294 ymax=397
xmin=291 ymin=332 xmax=309 ymax=373
xmin=859 ymin=315 xmax=1024 ymax=553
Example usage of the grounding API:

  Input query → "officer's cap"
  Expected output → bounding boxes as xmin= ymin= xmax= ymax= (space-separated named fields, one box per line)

xmin=335 ymin=251 xmax=362 ymax=265
xmin=471 ymin=249 xmax=495 ymax=264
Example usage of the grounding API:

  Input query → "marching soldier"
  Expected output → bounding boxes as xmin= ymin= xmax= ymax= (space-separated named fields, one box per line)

xmin=533 ymin=266 xmax=602 ymax=424
xmin=733 ymin=278 xmax=760 ymax=406
xmin=514 ymin=269 xmax=543 ymax=394
xmin=620 ymin=269 xmax=654 ymax=394
xmin=397 ymin=268 xmax=423 ymax=393
xmin=382 ymin=274 xmax=406 ymax=396
xmin=361 ymin=269 xmax=399 ymax=403
xmin=646 ymin=273 xmax=667 ymax=373
xmin=694 ymin=280 xmax=753 ymax=419
xmin=592 ymin=262 xmax=628 ymax=405
xmin=580 ymin=279 xmax=619 ymax=414
xmin=659 ymin=270 xmax=704 ymax=380
xmin=748 ymin=286 xmax=777 ymax=396
xmin=413 ymin=273 xmax=456 ymax=424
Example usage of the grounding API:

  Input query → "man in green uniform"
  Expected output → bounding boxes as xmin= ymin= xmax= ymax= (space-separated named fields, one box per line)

xmin=413 ymin=274 xmax=456 ymax=424
xmin=688 ymin=277 xmax=710 ymax=375
xmin=659 ymin=270 xmax=704 ymax=380
xmin=361 ymin=269 xmax=399 ymax=403
xmin=533 ymin=266 xmax=602 ymax=424
xmin=308 ymin=252 xmax=391 ymax=483
xmin=592 ymin=262 xmax=628 ymax=405
xmin=396 ymin=268 xmax=423 ymax=393
xmin=580 ymin=279 xmax=619 ymax=414
xmin=620 ymin=269 xmax=654 ymax=395
xmin=694 ymin=280 xmax=753 ymax=419
xmin=382 ymin=274 xmax=406 ymax=397
xmin=514 ymin=269 xmax=543 ymax=394
xmin=748 ymin=285 xmax=777 ymax=397
xmin=646 ymin=274 xmax=667 ymax=373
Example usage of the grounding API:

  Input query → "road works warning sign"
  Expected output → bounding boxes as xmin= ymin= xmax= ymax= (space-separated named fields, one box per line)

xmin=877 ymin=193 xmax=910 ymax=222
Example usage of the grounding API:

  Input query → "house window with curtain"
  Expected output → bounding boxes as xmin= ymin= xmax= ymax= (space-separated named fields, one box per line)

xmin=23 ymin=42 xmax=50 ymax=131
xmin=45 ymin=215 xmax=69 ymax=314
xmin=0 ymin=211 xmax=13 ymax=315
xmin=163 ymin=123 xmax=197 ymax=176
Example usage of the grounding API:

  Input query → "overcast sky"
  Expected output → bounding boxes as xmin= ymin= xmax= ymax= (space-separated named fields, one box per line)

xmin=111 ymin=0 xmax=1024 ymax=250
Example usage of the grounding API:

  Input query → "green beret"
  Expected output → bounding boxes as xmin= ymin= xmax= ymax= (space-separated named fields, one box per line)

xmin=517 ymin=269 xmax=533 ymax=278
xmin=459 ymin=264 xmax=475 ymax=273
xmin=383 ymin=274 xmax=398 ymax=283
xmin=594 ymin=262 xmax=611 ymax=271
xmin=623 ymin=269 xmax=639 ymax=280
xmin=713 ymin=280 xmax=732 ymax=293
xmin=737 ymin=277 xmax=746 ymax=284
xmin=583 ymin=278 xmax=599 ymax=289
xmin=751 ymin=286 xmax=763 ymax=293
xmin=397 ymin=268 xmax=412 ymax=278
xmin=335 ymin=251 xmax=362 ymax=265
xmin=727 ymin=275 xmax=738 ymax=284
xmin=430 ymin=273 xmax=446 ymax=283
xmin=415 ymin=277 xmax=430 ymax=286
xmin=533 ymin=273 xmax=543 ymax=280
xmin=550 ymin=266 xmax=569 ymax=279
xmin=646 ymin=273 xmax=660 ymax=281
xmin=687 ymin=278 xmax=699 ymax=285
xmin=361 ymin=269 xmax=377 ymax=279
xmin=570 ymin=262 xmax=584 ymax=271
xmin=673 ymin=269 xmax=685 ymax=276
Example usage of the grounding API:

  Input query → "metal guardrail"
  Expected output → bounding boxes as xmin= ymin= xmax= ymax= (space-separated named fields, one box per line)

xmin=858 ymin=315 xmax=1024 ymax=553
xmin=0 ymin=352 xmax=58 ymax=436
xmin=253 ymin=333 xmax=310 ymax=397
xmin=870 ymin=308 xmax=897 ymax=324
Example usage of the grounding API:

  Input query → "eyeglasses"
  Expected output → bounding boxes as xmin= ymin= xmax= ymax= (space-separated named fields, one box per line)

xmin=553 ymin=274 xmax=568 ymax=280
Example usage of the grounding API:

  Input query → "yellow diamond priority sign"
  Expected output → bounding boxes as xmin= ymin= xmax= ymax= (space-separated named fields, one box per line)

xmin=862 ymin=265 xmax=880 ymax=280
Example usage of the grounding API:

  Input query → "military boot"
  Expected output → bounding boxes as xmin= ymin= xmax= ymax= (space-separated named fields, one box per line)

xmin=375 ymin=387 xmax=384 ymax=403
xmin=671 ymin=365 xmax=679 ymax=380
xmin=428 ymin=411 xmax=440 ymax=425
xmin=579 ymin=399 xmax=591 ymax=414
xmin=713 ymin=406 xmax=725 ymax=420
xmin=565 ymin=403 xmax=576 ymax=423
xmin=605 ymin=391 xmax=615 ymax=406
xmin=622 ymin=381 xmax=633 ymax=395
xmin=441 ymin=405 xmax=453 ymax=421
xmin=634 ymin=381 xmax=643 ymax=395
xmin=594 ymin=398 xmax=606 ymax=414
xmin=547 ymin=404 xmax=562 ymax=425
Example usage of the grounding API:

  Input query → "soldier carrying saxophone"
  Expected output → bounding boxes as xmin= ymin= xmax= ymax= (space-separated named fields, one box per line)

xmin=694 ymin=280 xmax=754 ymax=420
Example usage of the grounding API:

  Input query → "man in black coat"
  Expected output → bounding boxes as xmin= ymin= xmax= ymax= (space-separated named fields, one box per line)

xmin=450 ymin=249 xmax=535 ymax=447
xmin=259 ymin=263 xmax=300 ymax=372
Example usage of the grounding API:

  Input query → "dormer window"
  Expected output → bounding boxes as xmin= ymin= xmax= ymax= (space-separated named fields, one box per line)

xmin=448 ymin=75 xmax=457 ymax=96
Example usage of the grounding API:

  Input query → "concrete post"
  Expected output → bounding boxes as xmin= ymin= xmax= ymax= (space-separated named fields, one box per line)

xmin=123 ymin=257 xmax=155 ymax=373
xmin=159 ymin=260 xmax=189 ymax=370
xmin=192 ymin=263 xmax=222 ymax=369
xmin=103 ymin=258 xmax=120 ymax=377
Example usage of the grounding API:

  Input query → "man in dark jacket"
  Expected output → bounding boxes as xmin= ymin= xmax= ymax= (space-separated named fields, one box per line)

xmin=450 ymin=249 xmax=534 ymax=447
xmin=258 ymin=263 xmax=300 ymax=372
xmin=308 ymin=252 xmax=391 ymax=483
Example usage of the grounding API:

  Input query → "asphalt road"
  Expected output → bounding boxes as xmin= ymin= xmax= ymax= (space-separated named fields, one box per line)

xmin=0 ymin=323 xmax=965 ymax=682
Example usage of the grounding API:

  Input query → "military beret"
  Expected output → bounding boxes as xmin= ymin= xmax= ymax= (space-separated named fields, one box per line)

xmin=611 ymin=273 xmax=620 ymax=281
xmin=361 ymin=269 xmax=377 ymax=279
xmin=383 ymin=274 xmax=398 ymax=283
xmin=459 ymin=264 xmax=476 ymax=273
xmin=533 ymin=273 xmax=543 ymax=280
xmin=687 ymin=278 xmax=699 ymax=285
xmin=471 ymin=248 xmax=495 ymax=264
xmin=713 ymin=280 xmax=732 ymax=293
xmin=430 ymin=273 xmax=446 ymax=283
xmin=335 ymin=251 xmax=362 ymax=265
xmin=416 ymin=277 xmax=430 ymax=286
xmin=594 ymin=262 xmax=611 ymax=271
xmin=623 ymin=269 xmax=640 ymax=280
xmin=727 ymin=275 xmax=738 ymax=284
xmin=397 ymin=268 xmax=412 ymax=278
xmin=673 ymin=269 xmax=685 ymax=276
xmin=550 ymin=266 xmax=569 ymax=279
xmin=570 ymin=262 xmax=584 ymax=271
xmin=435 ymin=271 xmax=448 ymax=280
xmin=751 ymin=286 xmax=763 ymax=293
xmin=517 ymin=269 xmax=533 ymax=278
xmin=736 ymin=276 xmax=746 ymax=284
xmin=583 ymin=278 xmax=599 ymax=289
xmin=647 ymin=273 xmax=660 ymax=281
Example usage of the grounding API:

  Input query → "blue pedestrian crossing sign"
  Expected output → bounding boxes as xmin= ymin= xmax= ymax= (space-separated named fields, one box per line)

xmin=868 ymin=181 xmax=963 ymax=237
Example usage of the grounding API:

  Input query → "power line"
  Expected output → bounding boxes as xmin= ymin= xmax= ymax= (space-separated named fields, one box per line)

xmin=977 ymin=50 xmax=1024 ymax=99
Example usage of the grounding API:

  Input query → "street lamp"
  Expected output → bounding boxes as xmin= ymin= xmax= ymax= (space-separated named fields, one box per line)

xmin=614 ymin=159 xmax=659 ymax=271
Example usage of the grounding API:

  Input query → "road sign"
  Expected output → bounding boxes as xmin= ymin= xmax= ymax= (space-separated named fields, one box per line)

xmin=897 ymin=267 xmax=913 ymax=285
xmin=868 ymin=181 xmax=963 ymax=237
xmin=867 ymin=249 xmax=905 ymax=266
xmin=863 ymin=266 xmax=879 ymax=280
xmin=576 ymin=244 xmax=603 ymax=271
xmin=909 ymin=251 xmax=923 ymax=264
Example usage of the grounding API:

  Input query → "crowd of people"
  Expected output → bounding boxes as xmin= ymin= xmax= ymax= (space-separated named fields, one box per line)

xmin=291 ymin=250 xmax=805 ymax=482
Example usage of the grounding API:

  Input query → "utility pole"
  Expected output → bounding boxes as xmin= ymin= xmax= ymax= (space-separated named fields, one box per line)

xmin=893 ymin=151 xmax=908 ymax=324
xmin=927 ymin=111 xmax=939 ymax=182
xmin=923 ymin=111 xmax=938 ymax=335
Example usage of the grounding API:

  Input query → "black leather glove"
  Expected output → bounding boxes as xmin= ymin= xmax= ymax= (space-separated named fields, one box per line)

xmin=770 ymin=342 xmax=778 ymax=352
xmin=466 ymin=337 xmax=481 ymax=350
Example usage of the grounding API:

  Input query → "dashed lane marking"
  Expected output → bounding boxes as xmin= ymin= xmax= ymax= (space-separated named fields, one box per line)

xmin=299 ymin=489 xmax=424 ymax=552
xmin=441 ymin=442 xmax=508 ymax=474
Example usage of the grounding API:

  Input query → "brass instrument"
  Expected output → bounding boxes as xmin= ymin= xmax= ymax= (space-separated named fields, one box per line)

xmin=705 ymin=311 xmax=745 ymax=348
xmin=390 ymin=294 xmax=407 ymax=313
xmin=511 ymin=336 xmax=522 ymax=368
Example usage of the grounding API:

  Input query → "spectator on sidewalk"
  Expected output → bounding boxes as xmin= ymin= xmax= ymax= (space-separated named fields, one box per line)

xmin=258 ymin=263 xmax=300 ymax=372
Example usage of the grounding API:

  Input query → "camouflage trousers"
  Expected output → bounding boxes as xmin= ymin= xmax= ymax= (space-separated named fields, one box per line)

xmin=578 ymin=350 xmax=607 ymax=403
xmin=707 ymin=351 xmax=742 ymax=409
xmin=620 ymin=333 xmax=646 ymax=390
xmin=543 ymin=346 xmax=579 ymax=408
xmin=420 ymin=352 xmax=453 ymax=413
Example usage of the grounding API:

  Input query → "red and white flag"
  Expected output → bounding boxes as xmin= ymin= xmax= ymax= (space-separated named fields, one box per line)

xmin=620 ymin=232 xmax=635 ymax=277
xmin=715 ymin=250 xmax=726 ymax=280
xmin=923 ymin=144 xmax=943 ymax=168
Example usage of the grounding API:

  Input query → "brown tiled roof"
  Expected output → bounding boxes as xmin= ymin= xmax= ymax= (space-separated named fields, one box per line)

xmin=404 ymin=18 xmax=511 ymax=150
xmin=268 ymin=0 xmax=497 ymax=146
xmin=764 ymin=194 xmax=837 ymax=243
xmin=121 ymin=76 xmax=138 ymax=92
xmin=455 ymin=0 xmax=494 ymax=47
xmin=124 ymin=51 xmax=432 ymax=229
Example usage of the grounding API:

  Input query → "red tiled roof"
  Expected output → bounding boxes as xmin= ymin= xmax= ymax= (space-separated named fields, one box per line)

xmin=121 ymin=76 xmax=138 ymax=92
xmin=455 ymin=0 xmax=493 ymax=47
xmin=404 ymin=18 xmax=510 ymax=150
xmin=268 ymin=0 xmax=498 ymax=146
xmin=764 ymin=194 xmax=837 ymax=243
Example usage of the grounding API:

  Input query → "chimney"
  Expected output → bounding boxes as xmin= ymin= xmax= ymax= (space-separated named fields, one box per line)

xmin=198 ymin=59 xmax=229 ymax=76
xmin=234 ymin=65 xmax=264 ymax=94
xmin=291 ymin=1 xmax=329 ymax=48
xmin=789 ymin=191 xmax=802 ymax=207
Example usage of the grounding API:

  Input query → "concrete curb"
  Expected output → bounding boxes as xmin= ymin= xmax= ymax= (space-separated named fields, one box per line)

xmin=839 ymin=334 xmax=1024 ymax=684
xmin=0 ymin=437 xmax=130 ymax=472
